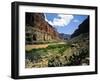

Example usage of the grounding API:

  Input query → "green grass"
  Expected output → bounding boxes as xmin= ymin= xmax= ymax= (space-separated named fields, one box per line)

xmin=26 ymin=44 xmax=70 ymax=56
xmin=26 ymin=43 xmax=89 ymax=67
xmin=26 ymin=44 xmax=70 ymax=63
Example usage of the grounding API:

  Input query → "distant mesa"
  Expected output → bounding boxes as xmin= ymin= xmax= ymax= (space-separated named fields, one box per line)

xmin=59 ymin=33 xmax=71 ymax=40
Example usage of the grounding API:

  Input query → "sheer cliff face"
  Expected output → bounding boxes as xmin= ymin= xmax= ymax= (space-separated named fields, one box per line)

xmin=25 ymin=13 xmax=60 ymax=43
xmin=71 ymin=16 xmax=89 ymax=38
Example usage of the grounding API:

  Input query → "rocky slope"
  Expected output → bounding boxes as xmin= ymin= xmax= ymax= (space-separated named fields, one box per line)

xmin=71 ymin=16 xmax=89 ymax=38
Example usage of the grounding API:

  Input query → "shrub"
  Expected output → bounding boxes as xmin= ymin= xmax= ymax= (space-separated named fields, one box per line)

xmin=26 ymin=50 xmax=42 ymax=63
xmin=66 ymin=48 xmax=89 ymax=66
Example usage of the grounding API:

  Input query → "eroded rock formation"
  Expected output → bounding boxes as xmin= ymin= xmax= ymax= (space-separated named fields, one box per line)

xmin=25 ymin=13 xmax=60 ymax=44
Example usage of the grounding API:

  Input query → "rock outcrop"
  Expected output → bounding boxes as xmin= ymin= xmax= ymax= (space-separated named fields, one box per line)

xmin=71 ymin=16 xmax=89 ymax=38
xmin=25 ymin=13 xmax=60 ymax=44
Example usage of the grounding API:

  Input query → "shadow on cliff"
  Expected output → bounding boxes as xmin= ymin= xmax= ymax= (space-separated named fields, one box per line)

xmin=71 ymin=16 xmax=89 ymax=38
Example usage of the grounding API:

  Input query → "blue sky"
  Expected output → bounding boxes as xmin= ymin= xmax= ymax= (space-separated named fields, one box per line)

xmin=44 ymin=13 xmax=88 ymax=35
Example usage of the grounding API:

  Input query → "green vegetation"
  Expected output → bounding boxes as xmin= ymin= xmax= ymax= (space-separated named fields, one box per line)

xmin=25 ymin=33 xmax=89 ymax=68
xmin=25 ymin=44 xmax=70 ymax=68
xmin=48 ymin=47 xmax=89 ymax=67
xmin=65 ymin=48 xmax=89 ymax=66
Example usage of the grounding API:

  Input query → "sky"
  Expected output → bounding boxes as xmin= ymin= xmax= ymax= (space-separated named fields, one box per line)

xmin=44 ymin=13 xmax=88 ymax=35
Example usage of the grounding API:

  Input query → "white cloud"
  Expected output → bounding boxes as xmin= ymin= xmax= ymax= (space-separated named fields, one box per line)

xmin=45 ymin=14 xmax=74 ymax=27
xmin=44 ymin=14 xmax=48 ymax=22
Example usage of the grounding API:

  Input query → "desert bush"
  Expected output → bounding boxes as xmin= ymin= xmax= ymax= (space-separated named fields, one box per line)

xmin=66 ymin=48 xmax=89 ymax=66
xmin=26 ymin=50 xmax=43 ymax=63
xmin=48 ymin=56 xmax=62 ymax=67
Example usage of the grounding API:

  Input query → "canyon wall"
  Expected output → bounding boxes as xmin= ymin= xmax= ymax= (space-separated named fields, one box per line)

xmin=25 ymin=13 xmax=60 ymax=44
